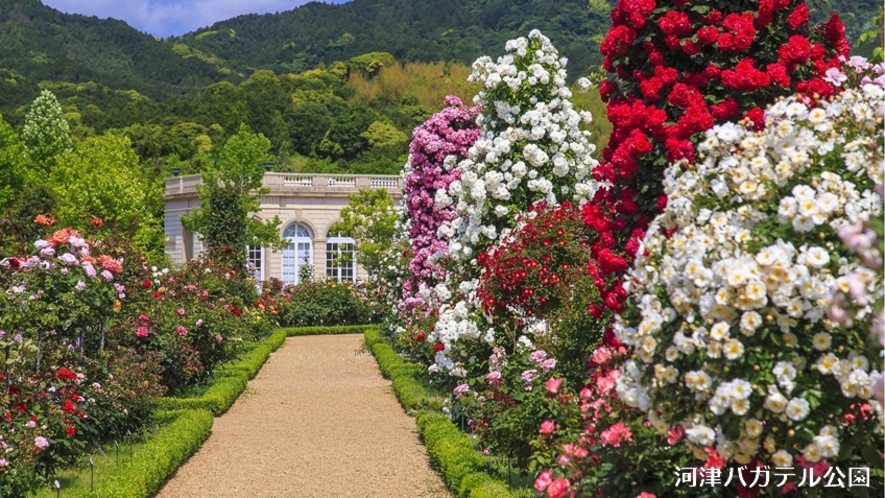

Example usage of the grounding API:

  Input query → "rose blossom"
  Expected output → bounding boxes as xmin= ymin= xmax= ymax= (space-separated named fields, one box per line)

xmin=547 ymin=478 xmax=570 ymax=498
xmin=34 ymin=436 xmax=49 ymax=450
xmin=545 ymin=377 xmax=563 ymax=394
xmin=136 ymin=326 xmax=149 ymax=338
xmin=539 ymin=420 xmax=556 ymax=434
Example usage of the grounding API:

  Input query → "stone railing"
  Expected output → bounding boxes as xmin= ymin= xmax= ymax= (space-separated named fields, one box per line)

xmin=165 ymin=173 xmax=403 ymax=197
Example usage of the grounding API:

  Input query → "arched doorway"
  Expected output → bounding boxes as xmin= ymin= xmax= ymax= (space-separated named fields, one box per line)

xmin=282 ymin=223 xmax=313 ymax=285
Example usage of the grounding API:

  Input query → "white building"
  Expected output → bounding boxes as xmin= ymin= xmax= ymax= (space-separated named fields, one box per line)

xmin=164 ymin=172 xmax=402 ymax=284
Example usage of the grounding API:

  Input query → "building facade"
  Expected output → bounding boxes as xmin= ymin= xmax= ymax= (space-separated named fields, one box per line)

xmin=164 ymin=173 xmax=402 ymax=284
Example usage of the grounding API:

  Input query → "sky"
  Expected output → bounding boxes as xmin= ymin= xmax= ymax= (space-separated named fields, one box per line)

xmin=40 ymin=0 xmax=350 ymax=38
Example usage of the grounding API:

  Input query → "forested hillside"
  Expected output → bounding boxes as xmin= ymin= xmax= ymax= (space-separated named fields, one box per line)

xmin=175 ymin=0 xmax=608 ymax=77
xmin=0 ymin=0 xmax=233 ymax=112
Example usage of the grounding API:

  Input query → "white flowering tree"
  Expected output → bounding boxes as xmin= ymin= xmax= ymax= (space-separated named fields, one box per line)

xmin=429 ymin=30 xmax=600 ymax=374
xmin=22 ymin=90 xmax=72 ymax=174
xmin=615 ymin=60 xmax=884 ymax=471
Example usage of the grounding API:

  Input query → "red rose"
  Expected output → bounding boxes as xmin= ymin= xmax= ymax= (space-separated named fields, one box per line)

xmin=654 ymin=65 xmax=679 ymax=85
xmin=656 ymin=195 xmax=668 ymax=211
xmin=704 ymin=64 xmax=722 ymax=79
xmin=786 ymin=3 xmax=810 ymax=30
xmin=696 ymin=26 xmax=719 ymax=45
xmin=56 ymin=368 xmax=77 ymax=381
xmin=682 ymin=40 xmax=700 ymax=56
xmin=704 ymin=10 xmax=723 ymax=24
xmin=648 ymin=51 xmax=664 ymax=66
xmin=717 ymin=32 xmax=734 ymax=51
xmin=639 ymin=77 xmax=663 ymax=101
xmin=433 ymin=342 xmax=445 ymax=353
xmin=766 ymin=62 xmax=791 ymax=87
xmin=141 ymin=280 xmax=152 ymax=289
xmin=711 ymin=98 xmax=739 ymax=120
xmin=824 ymin=14 xmax=850 ymax=57
xmin=415 ymin=332 xmax=426 ymax=342
xmin=742 ymin=107 xmax=765 ymax=131
xmin=659 ymin=10 xmax=692 ymax=36
xmin=663 ymin=35 xmax=681 ymax=50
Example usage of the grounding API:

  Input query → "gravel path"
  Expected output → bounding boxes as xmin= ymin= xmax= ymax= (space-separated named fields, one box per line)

xmin=154 ymin=334 xmax=449 ymax=498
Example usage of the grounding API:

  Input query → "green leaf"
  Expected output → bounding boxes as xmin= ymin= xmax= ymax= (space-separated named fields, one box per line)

xmin=861 ymin=445 xmax=884 ymax=467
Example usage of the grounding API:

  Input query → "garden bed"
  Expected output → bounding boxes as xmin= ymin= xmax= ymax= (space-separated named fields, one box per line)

xmin=30 ymin=325 xmax=375 ymax=497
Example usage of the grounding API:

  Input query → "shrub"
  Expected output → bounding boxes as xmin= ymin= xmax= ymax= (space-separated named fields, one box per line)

xmin=276 ymin=280 xmax=378 ymax=327
xmin=81 ymin=409 xmax=213 ymax=498
xmin=614 ymin=61 xmax=883 ymax=491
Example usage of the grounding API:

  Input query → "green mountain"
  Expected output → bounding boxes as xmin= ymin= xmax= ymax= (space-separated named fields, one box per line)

xmin=0 ymin=0 xmax=878 ymax=123
xmin=174 ymin=0 xmax=609 ymax=77
xmin=0 ymin=0 xmax=232 ymax=111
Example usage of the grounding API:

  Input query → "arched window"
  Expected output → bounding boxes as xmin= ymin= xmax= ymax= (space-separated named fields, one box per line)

xmin=282 ymin=223 xmax=313 ymax=285
xmin=326 ymin=229 xmax=356 ymax=283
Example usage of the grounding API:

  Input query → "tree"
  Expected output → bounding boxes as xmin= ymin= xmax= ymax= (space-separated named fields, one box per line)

xmin=0 ymin=116 xmax=28 ymax=212
xmin=49 ymin=134 xmax=164 ymax=259
xmin=330 ymin=189 xmax=398 ymax=277
xmin=181 ymin=124 xmax=283 ymax=268
xmin=21 ymin=90 xmax=72 ymax=174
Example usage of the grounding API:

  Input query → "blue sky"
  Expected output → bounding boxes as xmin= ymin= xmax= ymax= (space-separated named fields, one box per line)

xmin=40 ymin=0 xmax=350 ymax=38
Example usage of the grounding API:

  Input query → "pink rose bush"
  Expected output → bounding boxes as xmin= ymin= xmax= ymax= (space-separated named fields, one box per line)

xmin=393 ymin=96 xmax=480 ymax=357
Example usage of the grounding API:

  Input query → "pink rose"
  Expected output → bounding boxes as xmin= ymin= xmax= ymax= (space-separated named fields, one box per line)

xmin=136 ymin=326 xmax=149 ymax=338
xmin=545 ymin=377 xmax=563 ymax=394
xmin=591 ymin=345 xmax=612 ymax=364
xmin=215 ymin=335 xmax=223 ymax=342
xmin=667 ymin=425 xmax=684 ymax=445
xmin=176 ymin=308 xmax=186 ymax=316
xmin=534 ymin=469 xmax=552 ymax=493
xmin=547 ymin=478 xmax=570 ymax=498
xmin=600 ymin=421 xmax=632 ymax=447
xmin=539 ymin=420 xmax=556 ymax=435
xmin=34 ymin=436 xmax=49 ymax=451
xmin=486 ymin=371 xmax=502 ymax=386
xmin=636 ymin=492 xmax=657 ymax=498
xmin=177 ymin=326 xmax=188 ymax=336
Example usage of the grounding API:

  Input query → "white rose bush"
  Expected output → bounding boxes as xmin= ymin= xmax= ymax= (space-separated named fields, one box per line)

xmin=430 ymin=29 xmax=600 ymax=375
xmin=614 ymin=60 xmax=885 ymax=476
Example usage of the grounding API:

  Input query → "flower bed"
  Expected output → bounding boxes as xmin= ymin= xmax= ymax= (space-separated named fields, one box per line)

xmin=29 ymin=325 xmax=375 ymax=497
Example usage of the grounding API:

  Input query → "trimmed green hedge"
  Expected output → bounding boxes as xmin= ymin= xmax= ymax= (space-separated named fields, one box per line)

xmin=159 ymin=329 xmax=288 ymax=415
xmin=159 ymin=325 xmax=377 ymax=415
xmin=82 ymin=409 xmax=213 ymax=498
xmin=365 ymin=330 xmax=513 ymax=498
xmin=282 ymin=324 xmax=378 ymax=336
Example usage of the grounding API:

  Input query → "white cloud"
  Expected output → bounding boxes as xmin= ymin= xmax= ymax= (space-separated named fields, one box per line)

xmin=40 ymin=0 xmax=337 ymax=37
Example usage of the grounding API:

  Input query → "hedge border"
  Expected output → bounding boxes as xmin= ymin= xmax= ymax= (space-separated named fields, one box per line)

xmin=37 ymin=324 xmax=385 ymax=497
xmin=159 ymin=325 xmax=375 ymax=415
xmin=281 ymin=324 xmax=378 ymax=336
xmin=364 ymin=329 xmax=514 ymax=498
xmin=81 ymin=409 xmax=213 ymax=498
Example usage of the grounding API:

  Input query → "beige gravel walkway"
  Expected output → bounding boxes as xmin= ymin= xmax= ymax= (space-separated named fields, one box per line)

xmin=154 ymin=334 xmax=449 ymax=498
